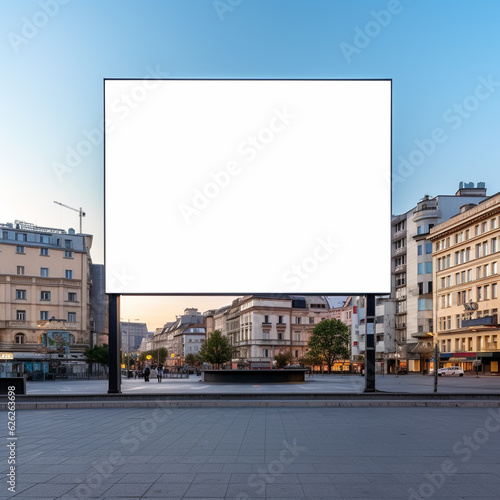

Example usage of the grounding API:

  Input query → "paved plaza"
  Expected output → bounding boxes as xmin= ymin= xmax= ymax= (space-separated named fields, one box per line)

xmin=22 ymin=373 xmax=500 ymax=396
xmin=3 ymin=406 xmax=500 ymax=499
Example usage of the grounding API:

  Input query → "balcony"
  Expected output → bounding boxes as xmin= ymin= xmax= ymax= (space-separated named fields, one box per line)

xmin=392 ymin=264 xmax=406 ymax=274
xmin=462 ymin=315 xmax=498 ymax=328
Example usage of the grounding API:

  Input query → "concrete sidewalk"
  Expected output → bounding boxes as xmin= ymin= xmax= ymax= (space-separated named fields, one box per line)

xmin=3 ymin=406 xmax=500 ymax=499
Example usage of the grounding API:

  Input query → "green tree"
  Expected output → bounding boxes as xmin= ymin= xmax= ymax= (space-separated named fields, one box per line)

xmin=83 ymin=345 xmax=109 ymax=374
xmin=185 ymin=353 xmax=203 ymax=366
xmin=198 ymin=330 xmax=232 ymax=369
xmin=138 ymin=348 xmax=168 ymax=366
xmin=274 ymin=351 xmax=292 ymax=369
xmin=299 ymin=353 xmax=323 ymax=372
xmin=307 ymin=319 xmax=350 ymax=374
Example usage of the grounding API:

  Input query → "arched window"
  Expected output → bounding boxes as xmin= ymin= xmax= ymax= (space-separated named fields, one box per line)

xmin=15 ymin=333 xmax=25 ymax=344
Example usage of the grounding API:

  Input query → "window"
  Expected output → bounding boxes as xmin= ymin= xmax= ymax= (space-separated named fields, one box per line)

xmin=65 ymin=239 xmax=73 ymax=249
xmin=68 ymin=292 xmax=77 ymax=302
xmin=16 ymin=233 xmax=27 ymax=241
xmin=40 ymin=291 xmax=51 ymax=301
xmin=16 ymin=290 xmax=26 ymax=300
xmin=476 ymin=244 xmax=482 ymax=259
xmin=418 ymin=299 xmax=432 ymax=311
xmin=263 ymin=315 xmax=269 ymax=324
xmin=461 ymin=271 xmax=466 ymax=283
xmin=278 ymin=316 xmax=284 ymax=324
xmin=418 ymin=245 xmax=422 ymax=256
xmin=40 ymin=234 xmax=49 ymax=244
xmin=477 ymin=286 xmax=482 ymax=301
xmin=17 ymin=266 xmax=24 ymax=275
xmin=484 ymin=285 xmax=490 ymax=301
xmin=15 ymin=333 xmax=25 ymax=344
xmin=16 ymin=310 xmax=26 ymax=321
xmin=296 ymin=317 xmax=301 ymax=324
xmin=465 ymin=229 xmax=470 ymax=240
xmin=263 ymin=331 xmax=270 ymax=340
xmin=278 ymin=332 xmax=282 ymax=340
xmin=294 ymin=350 xmax=299 ymax=358
xmin=482 ymin=222 xmax=488 ymax=233
xmin=418 ymin=262 xmax=432 ymax=275
xmin=455 ymin=273 xmax=460 ymax=285
xmin=493 ymin=283 xmax=498 ymax=299
xmin=309 ymin=317 xmax=314 ymax=324
xmin=40 ymin=248 xmax=49 ymax=256
xmin=65 ymin=270 xmax=73 ymax=279
xmin=492 ymin=238 xmax=497 ymax=254
xmin=475 ymin=225 xmax=480 ymax=236
xmin=40 ymin=267 xmax=49 ymax=277
xmin=64 ymin=250 xmax=73 ymax=258
xmin=454 ymin=252 xmax=460 ymax=265
xmin=484 ymin=264 xmax=489 ymax=277
xmin=263 ymin=349 xmax=269 ymax=358
xmin=468 ymin=269 xmax=472 ymax=281
xmin=425 ymin=243 xmax=432 ymax=254
xmin=296 ymin=333 xmax=301 ymax=341
xmin=476 ymin=267 xmax=482 ymax=279
xmin=427 ymin=281 xmax=433 ymax=293
xmin=456 ymin=315 xmax=461 ymax=329
xmin=16 ymin=246 xmax=25 ymax=254
xmin=493 ymin=262 xmax=498 ymax=275
xmin=492 ymin=218 xmax=498 ymax=230
xmin=418 ymin=282 xmax=423 ymax=295
xmin=483 ymin=242 xmax=489 ymax=256
xmin=40 ymin=311 xmax=49 ymax=320
xmin=68 ymin=312 xmax=76 ymax=322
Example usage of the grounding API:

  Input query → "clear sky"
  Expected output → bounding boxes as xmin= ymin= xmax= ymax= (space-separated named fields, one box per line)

xmin=2 ymin=0 xmax=499 ymax=330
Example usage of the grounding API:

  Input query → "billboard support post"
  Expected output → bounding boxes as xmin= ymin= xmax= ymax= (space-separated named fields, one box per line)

xmin=364 ymin=294 xmax=376 ymax=392
xmin=108 ymin=294 xmax=121 ymax=393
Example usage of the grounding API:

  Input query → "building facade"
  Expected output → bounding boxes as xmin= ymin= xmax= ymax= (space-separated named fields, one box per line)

xmin=212 ymin=295 xmax=348 ymax=369
xmin=152 ymin=308 xmax=206 ymax=367
xmin=391 ymin=182 xmax=489 ymax=372
xmin=0 ymin=220 xmax=93 ymax=377
xmin=430 ymin=192 xmax=500 ymax=373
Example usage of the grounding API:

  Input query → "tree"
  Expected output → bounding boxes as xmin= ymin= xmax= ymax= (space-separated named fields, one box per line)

xmin=307 ymin=319 xmax=350 ymax=374
xmin=138 ymin=348 xmax=168 ymax=366
xmin=299 ymin=353 xmax=323 ymax=372
xmin=198 ymin=330 xmax=232 ymax=369
xmin=274 ymin=351 xmax=292 ymax=369
xmin=185 ymin=353 xmax=203 ymax=366
xmin=83 ymin=345 xmax=109 ymax=375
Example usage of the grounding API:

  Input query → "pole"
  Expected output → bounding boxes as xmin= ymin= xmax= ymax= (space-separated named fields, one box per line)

xmin=433 ymin=343 xmax=439 ymax=393
xmin=364 ymin=294 xmax=376 ymax=392
xmin=108 ymin=294 xmax=121 ymax=393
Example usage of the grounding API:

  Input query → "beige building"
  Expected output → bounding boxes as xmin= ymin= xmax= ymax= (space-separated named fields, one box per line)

xmin=214 ymin=295 xmax=344 ymax=369
xmin=430 ymin=193 xmax=500 ymax=373
xmin=0 ymin=220 xmax=93 ymax=377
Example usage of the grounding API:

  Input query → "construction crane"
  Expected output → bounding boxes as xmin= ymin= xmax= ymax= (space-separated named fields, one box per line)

xmin=53 ymin=201 xmax=86 ymax=233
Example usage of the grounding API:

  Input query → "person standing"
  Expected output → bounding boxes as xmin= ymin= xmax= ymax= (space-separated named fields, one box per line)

xmin=143 ymin=366 xmax=150 ymax=382
xmin=157 ymin=366 xmax=163 ymax=382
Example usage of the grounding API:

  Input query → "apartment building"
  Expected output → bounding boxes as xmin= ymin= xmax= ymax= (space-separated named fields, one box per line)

xmin=391 ymin=182 xmax=489 ymax=372
xmin=0 ymin=220 xmax=93 ymax=378
xmin=430 ymin=192 xmax=500 ymax=373
xmin=213 ymin=295 xmax=344 ymax=369
xmin=152 ymin=308 xmax=206 ymax=367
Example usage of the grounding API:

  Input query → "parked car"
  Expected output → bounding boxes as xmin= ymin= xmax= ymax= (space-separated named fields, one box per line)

xmin=437 ymin=366 xmax=464 ymax=377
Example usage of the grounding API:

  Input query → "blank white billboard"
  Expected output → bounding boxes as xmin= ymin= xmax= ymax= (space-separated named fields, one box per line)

xmin=105 ymin=79 xmax=391 ymax=295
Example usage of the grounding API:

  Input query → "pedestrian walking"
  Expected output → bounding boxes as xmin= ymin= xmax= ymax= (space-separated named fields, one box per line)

xmin=157 ymin=366 xmax=163 ymax=382
xmin=143 ymin=366 xmax=150 ymax=382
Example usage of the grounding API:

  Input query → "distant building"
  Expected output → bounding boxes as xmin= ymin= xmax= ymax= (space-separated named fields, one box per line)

xmin=213 ymin=295 xmax=347 ymax=369
xmin=430 ymin=192 xmax=500 ymax=373
xmin=89 ymin=264 xmax=108 ymax=346
xmin=0 ymin=220 xmax=93 ymax=378
xmin=152 ymin=308 xmax=205 ymax=366
xmin=120 ymin=321 xmax=148 ymax=353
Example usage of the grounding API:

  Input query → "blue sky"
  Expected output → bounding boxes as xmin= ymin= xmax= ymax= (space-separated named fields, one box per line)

xmin=2 ymin=0 xmax=500 ymax=327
